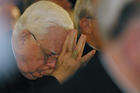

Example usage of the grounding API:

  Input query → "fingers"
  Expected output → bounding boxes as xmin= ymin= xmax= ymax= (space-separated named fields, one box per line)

xmin=78 ymin=35 xmax=86 ymax=58
xmin=73 ymin=30 xmax=77 ymax=50
xmin=75 ymin=34 xmax=86 ymax=59
xmin=61 ymin=31 xmax=71 ymax=56
xmin=68 ymin=30 xmax=77 ymax=52
xmin=61 ymin=30 xmax=77 ymax=56
xmin=80 ymin=50 xmax=96 ymax=65
xmin=41 ymin=69 xmax=54 ymax=75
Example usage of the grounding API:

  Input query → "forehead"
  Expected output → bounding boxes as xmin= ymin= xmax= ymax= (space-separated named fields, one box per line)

xmin=36 ymin=26 xmax=68 ymax=39
xmin=36 ymin=26 xmax=69 ymax=54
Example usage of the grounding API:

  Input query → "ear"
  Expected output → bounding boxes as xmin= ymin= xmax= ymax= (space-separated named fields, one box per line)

xmin=79 ymin=18 xmax=92 ymax=34
xmin=123 ymin=22 xmax=140 ymax=63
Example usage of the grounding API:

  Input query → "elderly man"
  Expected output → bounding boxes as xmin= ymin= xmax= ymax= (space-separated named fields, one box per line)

xmin=12 ymin=1 xmax=95 ymax=83
xmin=97 ymin=0 xmax=140 ymax=93
xmin=74 ymin=0 xmax=102 ymax=50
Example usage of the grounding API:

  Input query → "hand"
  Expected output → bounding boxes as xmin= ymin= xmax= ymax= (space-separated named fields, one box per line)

xmin=51 ymin=30 xmax=96 ymax=84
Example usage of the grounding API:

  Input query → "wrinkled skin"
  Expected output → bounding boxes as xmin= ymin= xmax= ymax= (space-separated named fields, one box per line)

xmin=12 ymin=26 xmax=70 ymax=80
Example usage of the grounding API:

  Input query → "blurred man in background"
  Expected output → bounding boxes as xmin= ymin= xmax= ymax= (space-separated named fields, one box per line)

xmin=98 ymin=0 xmax=140 ymax=92
xmin=74 ymin=0 xmax=102 ymax=50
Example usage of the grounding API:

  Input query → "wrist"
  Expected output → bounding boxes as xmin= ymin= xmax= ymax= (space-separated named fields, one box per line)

xmin=52 ymin=72 xmax=65 ymax=84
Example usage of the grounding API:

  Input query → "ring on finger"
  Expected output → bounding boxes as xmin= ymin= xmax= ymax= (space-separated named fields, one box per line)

xmin=72 ymin=50 xmax=78 ymax=58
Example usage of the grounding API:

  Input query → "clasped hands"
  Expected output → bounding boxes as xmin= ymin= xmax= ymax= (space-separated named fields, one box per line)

xmin=51 ymin=30 xmax=96 ymax=84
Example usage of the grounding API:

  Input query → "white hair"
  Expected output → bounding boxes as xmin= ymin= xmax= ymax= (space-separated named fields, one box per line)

xmin=13 ymin=1 xmax=73 ymax=38
xmin=97 ymin=0 xmax=133 ymax=41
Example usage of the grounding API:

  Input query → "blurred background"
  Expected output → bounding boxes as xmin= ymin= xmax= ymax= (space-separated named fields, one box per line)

xmin=0 ymin=0 xmax=121 ymax=93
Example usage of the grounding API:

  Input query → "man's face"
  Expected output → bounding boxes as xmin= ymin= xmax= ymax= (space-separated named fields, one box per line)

xmin=79 ymin=0 xmax=102 ymax=50
xmin=14 ymin=26 xmax=69 ymax=79
xmin=80 ymin=17 xmax=102 ymax=50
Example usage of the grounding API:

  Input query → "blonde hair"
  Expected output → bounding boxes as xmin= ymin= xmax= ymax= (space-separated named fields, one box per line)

xmin=13 ymin=1 xmax=73 ymax=38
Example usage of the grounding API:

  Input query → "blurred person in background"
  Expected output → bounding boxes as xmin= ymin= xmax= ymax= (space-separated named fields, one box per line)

xmin=0 ymin=2 xmax=20 ymax=31
xmin=23 ymin=0 xmax=72 ymax=11
xmin=97 ymin=0 xmax=140 ymax=93
xmin=22 ymin=0 xmax=75 ymax=21
xmin=74 ymin=0 xmax=102 ymax=50
xmin=47 ymin=0 xmax=72 ymax=11
xmin=0 ymin=0 xmax=21 ymax=89
xmin=49 ymin=0 xmax=74 ymax=21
